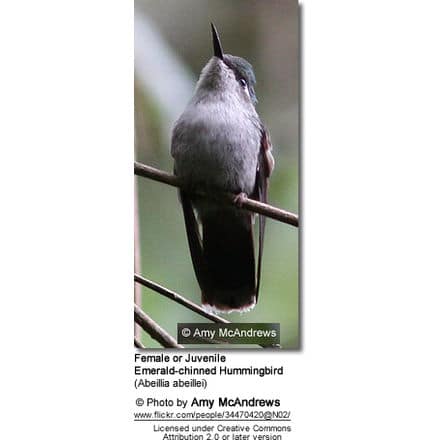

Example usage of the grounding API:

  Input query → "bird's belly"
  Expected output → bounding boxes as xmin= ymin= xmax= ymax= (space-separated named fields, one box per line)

xmin=174 ymin=121 xmax=260 ymax=195
xmin=182 ymin=144 xmax=256 ymax=194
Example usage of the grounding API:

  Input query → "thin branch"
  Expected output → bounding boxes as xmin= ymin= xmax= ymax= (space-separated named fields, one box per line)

xmin=134 ymin=181 xmax=142 ymax=339
xmin=135 ymin=275 xmax=281 ymax=349
xmin=134 ymin=304 xmax=183 ymax=348
xmin=134 ymin=274 xmax=229 ymax=324
xmin=134 ymin=336 xmax=145 ymax=349
xmin=134 ymin=161 xmax=299 ymax=227
xmin=135 ymin=161 xmax=180 ymax=187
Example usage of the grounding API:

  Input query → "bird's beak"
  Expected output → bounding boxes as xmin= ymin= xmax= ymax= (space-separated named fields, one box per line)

xmin=211 ymin=23 xmax=224 ymax=60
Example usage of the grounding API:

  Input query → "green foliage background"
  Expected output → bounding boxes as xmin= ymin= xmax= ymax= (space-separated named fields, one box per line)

xmin=135 ymin=0 xmax=299 ymax=349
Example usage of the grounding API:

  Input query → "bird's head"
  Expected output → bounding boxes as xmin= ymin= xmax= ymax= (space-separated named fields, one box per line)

xmin=195 ymin=23 xmax=257 ymax=106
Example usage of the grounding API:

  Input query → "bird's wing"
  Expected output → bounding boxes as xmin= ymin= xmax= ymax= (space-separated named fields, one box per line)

xmin=252 ymin=127 xmax=275 ymax=301
xmin=175 ymin=163 xmax=206 ymax=292
xmin=178 ymin=189 xmax=209 ymax=292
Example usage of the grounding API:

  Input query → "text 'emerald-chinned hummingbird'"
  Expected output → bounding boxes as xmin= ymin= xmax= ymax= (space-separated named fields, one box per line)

xmin=171 ymin=23 xmax=274 ymax=313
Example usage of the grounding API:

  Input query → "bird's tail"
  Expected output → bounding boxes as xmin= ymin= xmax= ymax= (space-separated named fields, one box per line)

xmin=200 ymin=210 xmax=256 ymax=312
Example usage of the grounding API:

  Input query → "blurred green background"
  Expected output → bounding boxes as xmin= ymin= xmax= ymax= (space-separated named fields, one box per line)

xmin=135 ymin=0 xmax=299 ymax=349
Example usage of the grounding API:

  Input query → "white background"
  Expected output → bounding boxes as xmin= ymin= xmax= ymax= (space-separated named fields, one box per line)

xmin=1 ymin=1 xmax=440 ymax=438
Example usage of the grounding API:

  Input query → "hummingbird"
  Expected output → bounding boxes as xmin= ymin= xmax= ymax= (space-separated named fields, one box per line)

xmin=171 ymin=23 xmax=274 ymax=313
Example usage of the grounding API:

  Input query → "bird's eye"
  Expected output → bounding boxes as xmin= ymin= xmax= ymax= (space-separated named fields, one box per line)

xmin=239 ymin=78 xmax=247 ymax=88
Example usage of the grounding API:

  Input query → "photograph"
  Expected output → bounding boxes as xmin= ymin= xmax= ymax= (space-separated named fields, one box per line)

xmin=134 ymin=0 xmax=299 ymax=349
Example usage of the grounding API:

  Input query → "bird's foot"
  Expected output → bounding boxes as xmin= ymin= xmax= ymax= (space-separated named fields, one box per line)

xmin=233 ymin=192 xmax=248 ymax=208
